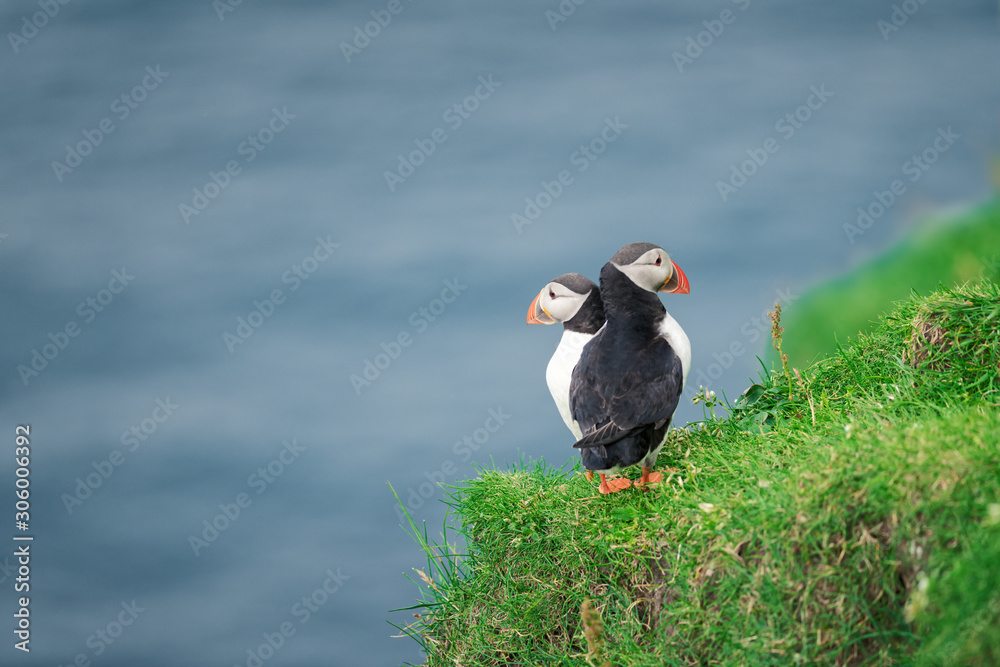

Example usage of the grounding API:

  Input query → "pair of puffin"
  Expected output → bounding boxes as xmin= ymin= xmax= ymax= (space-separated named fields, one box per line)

xmin=527 ymin=243 xmax=690 ymax=494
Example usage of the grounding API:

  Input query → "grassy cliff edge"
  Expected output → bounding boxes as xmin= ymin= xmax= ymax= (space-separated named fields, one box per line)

xmin=783 ymin=197 xmax=1000 ymax=368
xmin=399 ymin=282 xmax=1000 ymax=666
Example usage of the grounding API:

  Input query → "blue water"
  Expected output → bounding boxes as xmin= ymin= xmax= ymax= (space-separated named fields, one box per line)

xmin=1 ymin=1 xmax=998 ymax=665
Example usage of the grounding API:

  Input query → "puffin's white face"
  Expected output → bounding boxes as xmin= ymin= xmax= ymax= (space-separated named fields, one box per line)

xmin=527 ymin=281 xmax=592 ymax=325
xmin=613 ymin=247 xmax=689 ymax=294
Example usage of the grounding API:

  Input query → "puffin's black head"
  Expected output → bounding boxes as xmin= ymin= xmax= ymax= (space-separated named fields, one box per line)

xmin=527 ymin=273 xmax=605 ymax=334
xmin=605 ymin=242 xmax=689 ymax=295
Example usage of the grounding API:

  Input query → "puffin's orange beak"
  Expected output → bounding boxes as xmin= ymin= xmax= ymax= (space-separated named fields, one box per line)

xmin=660 ymin=261 xmax=690 ymax=294
xmin=527 ymin=290 xmax=556 ymax=325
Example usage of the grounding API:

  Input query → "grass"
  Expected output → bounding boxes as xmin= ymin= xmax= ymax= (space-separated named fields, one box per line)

xmin=782 ymin=197 xmax=1000 ymax=368
xmin=396 ymin=281 xmax=1000 ymax=666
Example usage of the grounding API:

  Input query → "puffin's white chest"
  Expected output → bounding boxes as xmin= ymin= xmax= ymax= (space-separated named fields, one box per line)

xmin=659 ymin=312 xmax=691 ymax=389
xmin=545 ymin=330 xmax=591 ymax=439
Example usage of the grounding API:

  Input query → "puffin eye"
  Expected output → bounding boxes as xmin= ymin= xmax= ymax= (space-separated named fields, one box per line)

xmin=654 ymin=256 xmax=662 ymax=266
xmin=549 ymin=290 xmax=556 ymax=299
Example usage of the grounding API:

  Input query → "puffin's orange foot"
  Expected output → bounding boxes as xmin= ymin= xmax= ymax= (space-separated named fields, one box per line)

xmin=586 ymin=471 xmax=594 ymax=482
xmin=598 ymin=474 xmax=631 ymax=495
xmin=634 ymin=467 xmax=664 ymax=488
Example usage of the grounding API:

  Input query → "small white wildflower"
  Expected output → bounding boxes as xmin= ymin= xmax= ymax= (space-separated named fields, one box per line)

xmin=905 ymin=572 xmax=930 ymax=622
xmin=987 ymin=503 xmax=1000 ymax=526
xmin=845 ymin=424 xmax=853 ymax=438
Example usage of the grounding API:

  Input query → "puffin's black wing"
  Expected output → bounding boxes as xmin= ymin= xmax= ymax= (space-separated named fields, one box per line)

xmin=571 ymin=421 xmax=634 ymax=449
xmin=608 ymin=341 xmax=684 ymax=430
xmin=570 ymin=337 xmax=683 ymax=449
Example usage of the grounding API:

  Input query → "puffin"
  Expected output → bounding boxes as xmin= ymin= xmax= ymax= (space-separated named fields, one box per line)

xmin=569 ymin=243 xmax=690 ymax=494
xmin=526 ymin=274 xmax=606 ymax=441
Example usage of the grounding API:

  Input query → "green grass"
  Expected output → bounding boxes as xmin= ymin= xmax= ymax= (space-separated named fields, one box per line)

xmin=782 ymin=197 xmax=1000 ymax=368
xmin=396 ymin=281 xmax=1000 ymax=666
